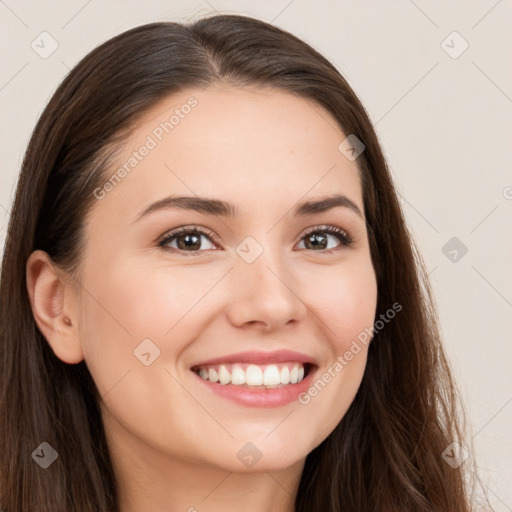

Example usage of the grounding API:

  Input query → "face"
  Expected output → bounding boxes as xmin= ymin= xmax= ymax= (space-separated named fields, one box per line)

xmin=72 ymin=85 xmax=377 ymax=474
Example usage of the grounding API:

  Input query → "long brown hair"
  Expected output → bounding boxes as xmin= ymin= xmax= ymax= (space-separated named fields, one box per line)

xmin=0 ymin=14 xmax=478 ymax=511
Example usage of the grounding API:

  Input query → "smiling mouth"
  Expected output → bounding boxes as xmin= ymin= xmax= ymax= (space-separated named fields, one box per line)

xmin=190 ymin=362 xmax=315 ymax=388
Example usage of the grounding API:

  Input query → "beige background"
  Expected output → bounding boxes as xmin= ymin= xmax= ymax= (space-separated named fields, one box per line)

xmin=1 ymin=0 xmax=511 ymax=508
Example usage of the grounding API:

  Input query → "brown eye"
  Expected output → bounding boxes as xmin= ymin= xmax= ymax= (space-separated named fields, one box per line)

xmin=297 ymin=225 xmax=353 ymax=252
xmin=159 ymin=227 xmax=218 ymax=256
xmin=303 ymin=232 xmax=330 ymax=250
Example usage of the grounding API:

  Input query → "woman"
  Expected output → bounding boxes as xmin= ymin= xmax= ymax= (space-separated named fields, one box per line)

xmin=0 ymin=13 xmax=478 ymax=511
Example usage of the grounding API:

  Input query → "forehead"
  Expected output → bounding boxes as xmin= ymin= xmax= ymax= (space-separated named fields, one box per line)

xmin=89 ymin=85 xmax=363 ymax=225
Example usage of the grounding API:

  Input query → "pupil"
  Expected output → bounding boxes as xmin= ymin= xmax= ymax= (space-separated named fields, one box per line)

xmin=308 ymin=233 xmax=326 ymax=249
xmin=179 ymin=234 xmax=200 ymax=250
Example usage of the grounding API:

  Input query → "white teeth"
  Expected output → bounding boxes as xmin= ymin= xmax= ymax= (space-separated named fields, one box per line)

xmin=195 ymin=362 xmax=307 ymax=387
xmin=231 ymin=366 xmax=246 ymax=385
xmin=218 ymin=365 xmax=231 ymax=385
xmin=280 ymin=366 xmax=290 ymax=384
xmin=263 ymin=365 xmax=281 ymax=386
xmin=246 ymin=365 xmax=263 ymax=385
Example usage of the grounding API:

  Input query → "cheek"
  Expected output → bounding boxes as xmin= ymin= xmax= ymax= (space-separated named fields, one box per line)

xmin=77 ymin=257 xmax=216 ymax=391
xmin=330 ymin=273 xmax=377 ymax=350
xmin=76 ymin=261 xmax=205 ymax=454
xmin=108 ymin=259 xmax=218 ymax=333
xmin=300 ymin=255 xmax=378 ymax=349
xmin=294 ymin=257 xmax=377 ymax=435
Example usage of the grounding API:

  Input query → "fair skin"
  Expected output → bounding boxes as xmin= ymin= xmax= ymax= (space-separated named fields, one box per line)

xmin=26 ymin=84 xmax=378 ymax=512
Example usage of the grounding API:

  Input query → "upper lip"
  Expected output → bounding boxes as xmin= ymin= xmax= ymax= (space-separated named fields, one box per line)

xmin=190 ymin=349 xmax=318 ymax=368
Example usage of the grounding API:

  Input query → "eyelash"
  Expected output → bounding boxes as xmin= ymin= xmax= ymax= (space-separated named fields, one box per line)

xmin=158 ymin=224 xmax=354 ymax=257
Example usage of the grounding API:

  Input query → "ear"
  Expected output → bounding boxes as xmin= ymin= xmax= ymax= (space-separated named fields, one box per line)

xmin=26 ymin=250 xmax=84 ymax=364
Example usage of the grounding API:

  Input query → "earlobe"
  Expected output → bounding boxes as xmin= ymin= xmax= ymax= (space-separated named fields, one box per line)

xmin=26 ymin=250 xmax=84 ymax=364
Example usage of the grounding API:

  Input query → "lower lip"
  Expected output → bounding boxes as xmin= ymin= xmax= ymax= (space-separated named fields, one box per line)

xmin=191 ymin=367 xmax=317 ymax=408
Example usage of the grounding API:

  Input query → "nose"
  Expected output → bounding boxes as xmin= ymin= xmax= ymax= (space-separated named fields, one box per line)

xmin=225 ymin=249 xmax=308 ymax=332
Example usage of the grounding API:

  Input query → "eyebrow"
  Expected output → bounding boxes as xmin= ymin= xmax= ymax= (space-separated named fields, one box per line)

xmin=132 ymin=193 xmax=363 ymax=224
